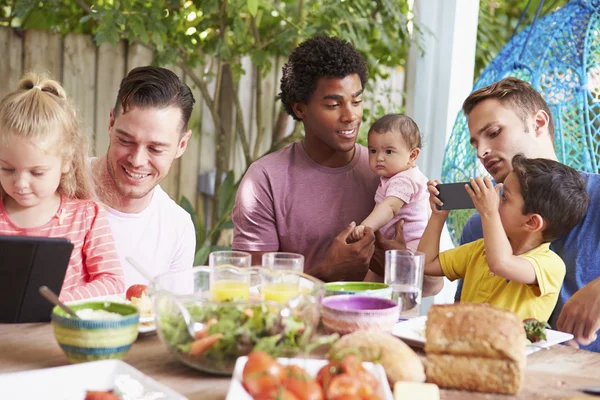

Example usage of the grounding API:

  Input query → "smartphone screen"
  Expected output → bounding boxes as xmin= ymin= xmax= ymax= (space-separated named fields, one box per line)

xmin=436 ymin=182 xmax=475 ymax=210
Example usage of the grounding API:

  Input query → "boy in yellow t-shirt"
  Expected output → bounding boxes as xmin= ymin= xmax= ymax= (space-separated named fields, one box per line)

xmin=419 ymin=154 xmax=589 ymax=321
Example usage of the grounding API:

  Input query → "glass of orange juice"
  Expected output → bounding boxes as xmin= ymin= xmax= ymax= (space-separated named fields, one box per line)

xmin=209 ymin=266 xmax=251 ymax=302
xmin=261 ymin=253 xmax=304 ymax=304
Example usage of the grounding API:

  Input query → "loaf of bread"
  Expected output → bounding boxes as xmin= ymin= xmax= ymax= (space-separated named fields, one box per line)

xmin=331 ymin=330 xmax=426 ymax=384
xmin=424 ymin=303 xmax=526 ymax=394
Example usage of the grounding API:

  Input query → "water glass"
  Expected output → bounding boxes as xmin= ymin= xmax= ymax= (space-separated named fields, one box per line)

xmin=261 ymin=252 xmax=305 ymax=273
xmin=209 ymin=250 xmax=252 ymax=268
xmin=384 ymin=250 xmax=425 ymax=319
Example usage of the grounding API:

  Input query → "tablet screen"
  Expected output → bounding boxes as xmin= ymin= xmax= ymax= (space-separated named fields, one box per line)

xmin=0 ymin=236 xmax=73 ymax=323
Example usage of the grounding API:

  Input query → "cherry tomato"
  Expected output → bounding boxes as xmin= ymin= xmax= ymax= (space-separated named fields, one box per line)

xmin=85 ymin=391 xmax=120 ymax=400
xmin=316 ymin=362 xmax=341 ymax=391
xmin=242 ymin=351 xmax=286 ymax=397
xmin=254 ymin=388 xmax=300 ymax=400
xmin=327 ymin=374 xmax=374 ymax=399
xmin=283 ymin=365 xmax=324 ymax=400
xmin=328 ymin=395 xmax=363 ymax=400
xmin=340 ymin=354 xmax=361 ymax=376
xmin=126 ymin=284 xmax=147 ymax=300
xmin=338 ymin=353 xmax=379 ymax=394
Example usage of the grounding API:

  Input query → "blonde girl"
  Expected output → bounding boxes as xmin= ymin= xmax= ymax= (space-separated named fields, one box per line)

xmin=0 ymin=73 xmax=124 ymax=301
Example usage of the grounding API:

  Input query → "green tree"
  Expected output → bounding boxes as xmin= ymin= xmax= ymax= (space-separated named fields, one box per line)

xmin=2 ymin=0 xmax=421 ymax=263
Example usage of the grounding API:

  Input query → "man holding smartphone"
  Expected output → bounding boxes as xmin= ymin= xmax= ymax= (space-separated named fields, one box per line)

xmin=456 ymin=77 xmax=600 ymax=352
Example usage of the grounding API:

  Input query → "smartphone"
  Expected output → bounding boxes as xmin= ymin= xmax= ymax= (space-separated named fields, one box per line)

xmin=436 ymin=182 xmax=475 ymax=210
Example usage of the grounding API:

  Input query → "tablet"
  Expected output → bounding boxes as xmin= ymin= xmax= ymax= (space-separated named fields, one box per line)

xmin=0 ymin=236 xmax=73 ymax=323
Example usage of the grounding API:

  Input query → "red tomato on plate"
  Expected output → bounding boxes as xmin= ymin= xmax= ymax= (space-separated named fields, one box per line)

xmin=126 ymin=284 xmax=147 ymax=301
xmin=242 ymin=351 xmax=286 ymax=397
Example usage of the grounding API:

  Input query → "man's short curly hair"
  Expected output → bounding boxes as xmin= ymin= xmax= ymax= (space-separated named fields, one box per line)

xmin=280 ymin=36 xmax=368 ymax=121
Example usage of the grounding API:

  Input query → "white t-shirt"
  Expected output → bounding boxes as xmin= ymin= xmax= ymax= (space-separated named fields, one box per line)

xmin=105 ymin=185 xmax=196 ymax=288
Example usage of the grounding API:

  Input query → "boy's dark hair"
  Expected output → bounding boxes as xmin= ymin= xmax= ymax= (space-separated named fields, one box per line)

xmin=462 ymin=77 xmax=555 ymax=141
xmin=369 ymin=114 xmax=422 ymax=149
xmin=280 ymin=36 xmax=368 ymax=121
xmin=114 ymin=66 xmax=195 ymax=132
xmin=511 ymin=154 xmax=588 ymax=242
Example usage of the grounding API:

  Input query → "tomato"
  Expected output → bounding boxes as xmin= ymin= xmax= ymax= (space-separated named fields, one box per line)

xmin=84 ymin=391 xmax=120 ymax=400
xmin=337 ymin=353 xmax=379 ymax=394
xmin=328 ymin=395 xmax=363 ymax=400
xmin=316 ymin=362 xmax=341 ymax=391
xmin=340 ymin=354 xmax=361 ymax=376
xmin=326 ymin=374 xmax=375 ymax=399
xmin=242 ymin=351 xmax=286 ymax=397
xmin=126 ymin=284 xmax=147 ymax=300
xmin=283 ymin=365 xmax=324 ymax=400
xmin=254 ymin=388 xmax=300 ymax=400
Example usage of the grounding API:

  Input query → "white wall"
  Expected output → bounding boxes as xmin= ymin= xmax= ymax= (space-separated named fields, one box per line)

xmin=405 ymin=0 xmax=480 ymax=308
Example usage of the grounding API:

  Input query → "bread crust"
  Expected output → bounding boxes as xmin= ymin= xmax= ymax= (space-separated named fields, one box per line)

xmin=425 ymin=303 xmax=526 ymax=394
xmin=425 ymin=354 xmax=522 ymax=394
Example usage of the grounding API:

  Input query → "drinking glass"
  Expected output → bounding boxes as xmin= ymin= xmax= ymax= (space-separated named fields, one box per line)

xmin=208 ymin=251 xmax=252 ymax=268
xmin=384 ymin=250 xmax=425 ymax=319
xmin=261 ymin=252 xmax=304 ymax=304
xmin=261 ymin=252 xmax=304 ymax=273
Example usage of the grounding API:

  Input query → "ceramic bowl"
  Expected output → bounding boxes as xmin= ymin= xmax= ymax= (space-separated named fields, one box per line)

xmin=321 ymin=295 xmax=399 ymax=335
xmin=51 ymin=302 xmax=139 ymax=363
xmin=324 ymin=282 xmax=392 ymax=299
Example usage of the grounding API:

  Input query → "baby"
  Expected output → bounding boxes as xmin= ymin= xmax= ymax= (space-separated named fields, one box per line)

xmin=350 ymin=114 xmax=429 ymax=251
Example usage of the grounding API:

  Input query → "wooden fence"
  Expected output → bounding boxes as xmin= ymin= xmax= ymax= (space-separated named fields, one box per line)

xmin=0 ymin=26 xmax=404 ymax=228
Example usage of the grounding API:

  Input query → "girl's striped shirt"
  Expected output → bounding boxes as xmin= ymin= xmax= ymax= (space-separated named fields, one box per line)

xmin=0 ymin=198 xmax=125 ymax=301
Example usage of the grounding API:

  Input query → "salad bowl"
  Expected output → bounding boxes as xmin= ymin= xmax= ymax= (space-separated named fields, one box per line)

xmin=148 ymin=266 xmax=325 ymax=376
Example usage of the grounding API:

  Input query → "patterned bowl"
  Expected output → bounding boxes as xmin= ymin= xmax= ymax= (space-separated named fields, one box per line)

xmin=324 ymin=282 xmax=393 ymax=299
xmin=51 ymin=302 xmax=139 ymax=363
xmin=321 ymin=295 xmax=399 ymax=335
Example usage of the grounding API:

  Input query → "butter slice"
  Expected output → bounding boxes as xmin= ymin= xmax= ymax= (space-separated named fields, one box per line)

xmin=393 ymin=382 xmax=440 ymax=400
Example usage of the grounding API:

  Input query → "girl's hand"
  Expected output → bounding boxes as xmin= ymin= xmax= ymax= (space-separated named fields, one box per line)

xmin=465 ymin=177 xmax=502 ymax=218
xmin=427 ymin=180 xmax=450 ymax=217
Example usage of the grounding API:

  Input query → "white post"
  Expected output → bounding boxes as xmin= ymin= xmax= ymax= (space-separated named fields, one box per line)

xmin=405 ymin=0 xmax=480 ymax=307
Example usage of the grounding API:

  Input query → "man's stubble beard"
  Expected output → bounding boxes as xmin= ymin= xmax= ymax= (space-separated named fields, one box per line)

xmin=105 ymin=155 xmax=154 ymax=200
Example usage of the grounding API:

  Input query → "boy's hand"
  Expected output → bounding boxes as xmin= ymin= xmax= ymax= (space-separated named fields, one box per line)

xmin=466 ymin=177 xmax=502 ymax=217
xmin=348 ymin=225 xmax=366 ymax=243
xmin=427 ymin=180 xmax=450 ymax=217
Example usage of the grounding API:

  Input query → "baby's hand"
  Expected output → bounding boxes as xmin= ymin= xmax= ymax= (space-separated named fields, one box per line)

xmin=465 ymin=177 xmax=502 ymax=217
xmin=348 ymin=225 xmax=366 ymax=243
xmin=427 ymin=180 xmax=449 ymax=216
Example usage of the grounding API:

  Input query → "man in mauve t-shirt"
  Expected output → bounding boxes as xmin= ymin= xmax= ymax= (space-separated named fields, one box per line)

xmin=232 ymin=36 xmax=443 ymax=295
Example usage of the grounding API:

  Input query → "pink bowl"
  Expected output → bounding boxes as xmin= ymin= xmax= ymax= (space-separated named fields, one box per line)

xmin=320 ymin=295 xmax=399 ymax=335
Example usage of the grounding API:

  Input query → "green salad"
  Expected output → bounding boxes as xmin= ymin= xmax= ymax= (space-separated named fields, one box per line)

xmin=158 ymin=302 xmax=312 ymax=373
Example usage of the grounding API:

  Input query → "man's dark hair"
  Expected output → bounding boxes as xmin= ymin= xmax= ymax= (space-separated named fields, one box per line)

xmin=462 ymin=77 xmax=555 ymax=140
xmin=369 ymin=114 xmax=422 ymax=149
xmin=114 ymin=66 xmax=195 ymax=132
xmin=280 ymin=36 xmax=368 ymax=121
xmin=511 ymin=154 xmax=588 ymax=242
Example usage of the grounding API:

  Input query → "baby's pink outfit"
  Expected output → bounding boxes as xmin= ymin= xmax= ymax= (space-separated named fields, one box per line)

xmin=375 ymin=166 xmax=429 ymax=251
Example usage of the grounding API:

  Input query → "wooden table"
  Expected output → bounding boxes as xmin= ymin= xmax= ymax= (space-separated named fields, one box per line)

xmin=1 ymin=323 xmax=599 ymax=399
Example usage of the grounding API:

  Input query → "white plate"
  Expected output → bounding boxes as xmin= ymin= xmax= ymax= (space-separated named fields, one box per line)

xmin=67 ymin=295 xmax=156 ymax=336
xmin=227 ymin=356 xmax=394 ymax=400
xmin=0 ymin=359 xmax=186 ymax=399
xmin=392 ymin=316 xmax=574 ymax=356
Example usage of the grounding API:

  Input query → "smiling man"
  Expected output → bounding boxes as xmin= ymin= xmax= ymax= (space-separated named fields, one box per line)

xmin=91 ymin=66 xmax=196 ymax=287
xmin=231 ymin=36 xmax=443 ymax=296
xmin=458 ymin=77 xmax=600 ymax=352
xmin=232 ymin=36 xmax=377 ymax=281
